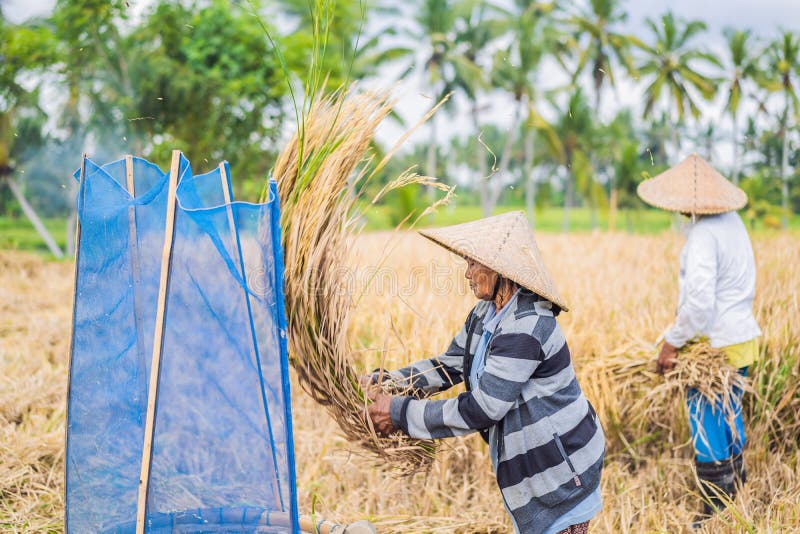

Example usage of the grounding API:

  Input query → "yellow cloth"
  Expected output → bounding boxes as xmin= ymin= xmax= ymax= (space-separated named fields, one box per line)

xmin=721 ymin=338 xmax=759 ymax=368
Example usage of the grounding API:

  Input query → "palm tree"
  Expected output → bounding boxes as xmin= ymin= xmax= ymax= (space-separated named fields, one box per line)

xmin=760 ymin=30 xmax=800 ymax=229
xmin=690 ymin=120 xmax=723 ymax=162
xmin=407 ymin=0 xmax=482 ymax=186
xmin=549 ymin=89 xmax=596 ymax=231
xmin=641 ymin=111 xmax=672 ymax=167
xmin=637 ymin=12 xmax=721 ymax=156
xmin=451 ymin=0 xmax=502 ymax=214
xmin=486 ymin=0 xmax=557 ymax=217
xmin=722 ymin=29 xmax=760 ymax=184
xmin=567 ymin=0 xmax=641 ymax=115
xmin=597 ymin=109 xmax=634 ymax=230
xmin=564 ymin=0 xmax=641 ymax=230
xmin=523 ymin=103 xmax=561 ymax=226
xmin=612 ymin=141 xmax=645 ymax=233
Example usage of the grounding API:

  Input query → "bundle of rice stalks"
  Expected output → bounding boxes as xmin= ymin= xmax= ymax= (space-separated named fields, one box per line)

xmin=588 ymin=338 xmax=750 ymax=458
xmin=270 ymin=88 xmax=452 ymax=474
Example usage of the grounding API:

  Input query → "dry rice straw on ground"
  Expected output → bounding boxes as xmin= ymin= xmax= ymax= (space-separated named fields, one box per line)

xmin=272 ymin=89 xmax=452 ymax=474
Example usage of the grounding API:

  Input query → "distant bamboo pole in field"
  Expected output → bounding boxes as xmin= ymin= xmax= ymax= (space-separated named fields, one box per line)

xmin=4 ymin=178 xmax=63 ymax=258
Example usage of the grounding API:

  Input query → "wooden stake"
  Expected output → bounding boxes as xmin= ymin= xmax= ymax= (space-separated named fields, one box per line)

xmin=125 ymin=155 xmax=135 ymax=195
xmin=125 ymin=155 xmax=149 ymax=425
xmin=125 ymin=157 xmax=139 ymax=271
xmin=136 ymin=150 xmax=181 ymax=533
xmin=64 ymin=154 xmax=87 ymax=532
xmin=219 ymin=163 xmax=239 ymax=253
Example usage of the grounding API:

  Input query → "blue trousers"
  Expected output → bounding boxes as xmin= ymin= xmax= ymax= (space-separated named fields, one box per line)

xmin=686 ymin=368 xmax=748 ymax=463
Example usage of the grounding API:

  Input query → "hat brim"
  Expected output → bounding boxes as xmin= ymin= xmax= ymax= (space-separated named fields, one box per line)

xmin=419 ymin=213 xmax=569 ymax=311
xmin=636 ymin=154 xmax=748 ymax=214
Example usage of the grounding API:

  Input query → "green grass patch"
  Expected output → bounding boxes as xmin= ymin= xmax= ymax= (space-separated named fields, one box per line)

xmin=364 ymin=204 xmax=675 ymax=233
xmin=0 ymin=216 xmax=69 ymax=254
xmin=364 ymin=203 xmax=800 ymax=233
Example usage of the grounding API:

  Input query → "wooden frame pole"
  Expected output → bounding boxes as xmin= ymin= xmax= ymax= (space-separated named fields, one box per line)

xmin=125 ymin=155 xmax=149 ymax=413
xmin=64 ymin=153 xmax=88 ymax=533
xmin=136 ymin=150 xmax=181 ymax=533
xmin=219 ymin=163 xmax=239 ymax=251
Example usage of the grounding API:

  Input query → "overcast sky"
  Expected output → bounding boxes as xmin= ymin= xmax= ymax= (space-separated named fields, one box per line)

xmin=6 ymin=0 xmax=800 ymax=32
xmin=4 ymin=0 xmax=799 ymax=174
xmin=625 ymin=0 xmax=800 ymax=35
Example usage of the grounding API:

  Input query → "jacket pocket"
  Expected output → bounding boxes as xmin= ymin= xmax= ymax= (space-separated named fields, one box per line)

xmin=529 ymin=433 xmax=584 ymax=508
xmin=553 ymin=432 xmax=584 ymax=488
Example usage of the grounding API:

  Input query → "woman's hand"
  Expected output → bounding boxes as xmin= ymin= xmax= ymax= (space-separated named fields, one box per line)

xmin=366 ymin=391 xmax=397 ymax=436
xmin=358 ymin=373 xmax=376 ymax=390
xmin=656 ymin=341 xmax=679 ymax=374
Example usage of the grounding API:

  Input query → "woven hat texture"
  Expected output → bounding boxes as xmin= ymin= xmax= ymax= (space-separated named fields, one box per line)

xmin=637 ymin=153 xmax=747 ymax=214
xmin=419 ymin=211 xmax=568 ymax=311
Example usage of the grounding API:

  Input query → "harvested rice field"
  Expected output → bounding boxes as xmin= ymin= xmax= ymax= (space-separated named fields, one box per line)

xmin=1 ymin=231 xmax=799 ymax=533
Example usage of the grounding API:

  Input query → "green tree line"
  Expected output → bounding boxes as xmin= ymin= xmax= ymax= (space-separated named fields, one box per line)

xmin=1 ymin=0 xmax=798 ymax=230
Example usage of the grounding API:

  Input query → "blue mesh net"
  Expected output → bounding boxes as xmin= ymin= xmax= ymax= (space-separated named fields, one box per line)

xmin=66 ymin=155 xmax=298 ymax=533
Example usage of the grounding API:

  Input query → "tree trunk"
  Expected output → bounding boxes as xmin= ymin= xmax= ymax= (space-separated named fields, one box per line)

xmin=426 ymin=114 xmax=438 ymax=204
xmin=780 ymin=103 xmax=790 ymax=230
xmin=593 ymin=83 xmax=604 ymax=232
xmin=608 ymin=188 xmax=617 ymax=232
xmin=595 ymin=86 xmax=602 ymax=119
xmin=669 ymin=97 xmax=680 ymax=158
xmin=732 ymin=110 xmax=740 ymax=185
xmin=563 ymin=165 xmax=573 ymax=233
xmin=472 ymin=101 xmax=490 ymax=217
xmin=523 ymin=125 xmax=536 ymax=227
xmin=588 ymin=156 xmax=599 ymax=231
xmin=487 ymin=97 xmax=524 ymax=214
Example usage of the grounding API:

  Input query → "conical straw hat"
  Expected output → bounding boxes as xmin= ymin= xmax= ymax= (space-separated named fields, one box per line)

xmin=419 ymin=211 xmax=568 ymax=311
xmin=637 ymin=153 xmax=747 ymax=214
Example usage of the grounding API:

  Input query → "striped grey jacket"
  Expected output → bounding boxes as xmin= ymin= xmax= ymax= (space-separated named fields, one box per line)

xmin=383 ymin=290 xmax=605 ymax=533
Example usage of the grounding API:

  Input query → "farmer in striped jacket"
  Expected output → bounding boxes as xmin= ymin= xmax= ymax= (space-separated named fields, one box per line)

xmin=365 ymin=212 xmax=605 ymax=534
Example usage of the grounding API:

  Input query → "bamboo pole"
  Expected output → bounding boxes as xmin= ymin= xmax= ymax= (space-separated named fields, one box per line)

xmin=125 ymin=156 xmax=149 ymax=421
xmin=298 ymin=514 xmax=344 ymax=534
xmin=136 ymin=150 xmax=181 ymax=533
xmin=64 ymin=154 xmax=87 ymax=533
xmin=219 ymin=163 xmax=239 ymax=256
xmin=125 ymin=157 xmax=138 ymax=277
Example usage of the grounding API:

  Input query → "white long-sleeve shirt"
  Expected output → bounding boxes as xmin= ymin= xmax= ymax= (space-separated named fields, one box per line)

xmin=664 ymin=211 xmax=761 ymax=349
